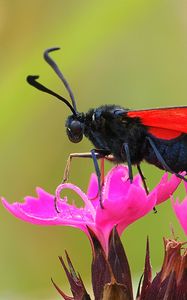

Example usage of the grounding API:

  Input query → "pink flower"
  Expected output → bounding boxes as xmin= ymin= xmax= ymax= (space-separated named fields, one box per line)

xmin=171 ymin=182 xmax=187 ymax=235
xmin=2 ymin=166 xmax=181 ymax=253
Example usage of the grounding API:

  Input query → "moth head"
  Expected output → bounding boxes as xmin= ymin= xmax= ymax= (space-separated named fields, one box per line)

xmin=66 ymin=115 xmax=84 ymax=143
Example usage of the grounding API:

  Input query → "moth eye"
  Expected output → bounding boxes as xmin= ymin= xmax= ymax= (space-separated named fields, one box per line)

xmin=70 ymin=120 xmax=82 ymax=134
xmin=66 ymin=121 xmax=83 ymax=143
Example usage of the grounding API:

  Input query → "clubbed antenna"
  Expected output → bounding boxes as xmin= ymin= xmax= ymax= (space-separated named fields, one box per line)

xmin=44 ymin=47 xmax=77 ymax=113
xmin=26 ymin=75 xmax=77 ymax=116
xmin=26 ymin=47 xmax=78 ymax=116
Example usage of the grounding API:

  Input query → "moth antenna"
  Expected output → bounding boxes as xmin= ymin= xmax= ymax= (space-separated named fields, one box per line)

xmin=26 ymin=75 xmax=77 ymax=116
xmin=44 ymin=47 xmax=77 ymax=113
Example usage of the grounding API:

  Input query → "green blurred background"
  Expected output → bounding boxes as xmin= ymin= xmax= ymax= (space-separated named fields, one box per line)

xmin=0 ymin=0 xmax=187 ymax=299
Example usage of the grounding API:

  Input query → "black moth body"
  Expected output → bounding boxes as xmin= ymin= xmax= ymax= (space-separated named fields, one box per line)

xmin=66 ymin=104 xmax=187 ymax=173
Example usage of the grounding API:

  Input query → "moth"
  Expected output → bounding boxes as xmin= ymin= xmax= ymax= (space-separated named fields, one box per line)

xmin=27 ymin=47 xmax=187 ymax=200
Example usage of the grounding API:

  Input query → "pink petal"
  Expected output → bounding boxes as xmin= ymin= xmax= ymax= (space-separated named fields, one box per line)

xmin=103 ymin=165 xmax=141 ymax=201
xmin=151 ymin=173 xmax=182 ymax=205
xmin=87 ymin=173 xmax=100 ymax=208
xmin=2 ymin=165 xmax=182 ymax=254
xmin=2 ymin=188 xmax=58 ymax=223
xmin=171 ymin=195 xmax=187 ymax=236
xmin=95 ymin=182 xmax=157 ymax=248
xmin=2 ymin=187 xmax=95 ymax=230
xmin=87 ymin=173 xmax=98 ymax=199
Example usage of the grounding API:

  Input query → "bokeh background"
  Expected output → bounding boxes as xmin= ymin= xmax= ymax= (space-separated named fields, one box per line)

xmin=0 ymin=0 xmax=187 ymax=299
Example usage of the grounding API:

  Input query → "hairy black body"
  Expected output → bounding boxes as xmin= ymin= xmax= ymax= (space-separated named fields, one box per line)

xmin=66 ymin=104 xmax=187 ymax=173
xmin=145 ymin=133 xmax=187 ymax=172
xmin=84 ymin=105 xmax=146 ymax=164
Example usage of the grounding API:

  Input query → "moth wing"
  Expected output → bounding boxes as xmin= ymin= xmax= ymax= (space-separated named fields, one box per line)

xmin=127 ymin=106 xmax=187 ymax=139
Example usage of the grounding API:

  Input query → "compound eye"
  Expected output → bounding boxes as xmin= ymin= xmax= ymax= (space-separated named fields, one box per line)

xmin=67 ymin=120 xmax=83 ymax=143
xmin=69 ymin=120 xmax=82 ymax=134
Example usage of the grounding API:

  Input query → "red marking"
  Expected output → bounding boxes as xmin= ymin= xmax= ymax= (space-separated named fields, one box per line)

xmin=148 ymin=127 xmax=181 ymax=140
xmin=127 ymin=107 xmax=187 ymax=137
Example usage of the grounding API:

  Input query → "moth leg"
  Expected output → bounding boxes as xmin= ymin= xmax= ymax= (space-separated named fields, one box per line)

xmin=123 ymin=143 xmax=133 ymax=182
xmin=146 ymin=136 xmax=187 ymax=182
xmin=63 ymin=151 xmax=103 ymax=183
xmin=100 ymin=157 xmax=105 ymax=186
xmin=54 ymin=151 xmax=104 ymax=213
xmin=58 ymin=150 xmax=110 ymax=211
xmin=137 ymin=164 xmax=149 ymax=195
xmin=91 ymin=152 xmax=116 ymax=207
xmin=91 ymin=149 xmax=104 ymax=209
xmin=137 ymin=164 xmax=157 ymax=213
